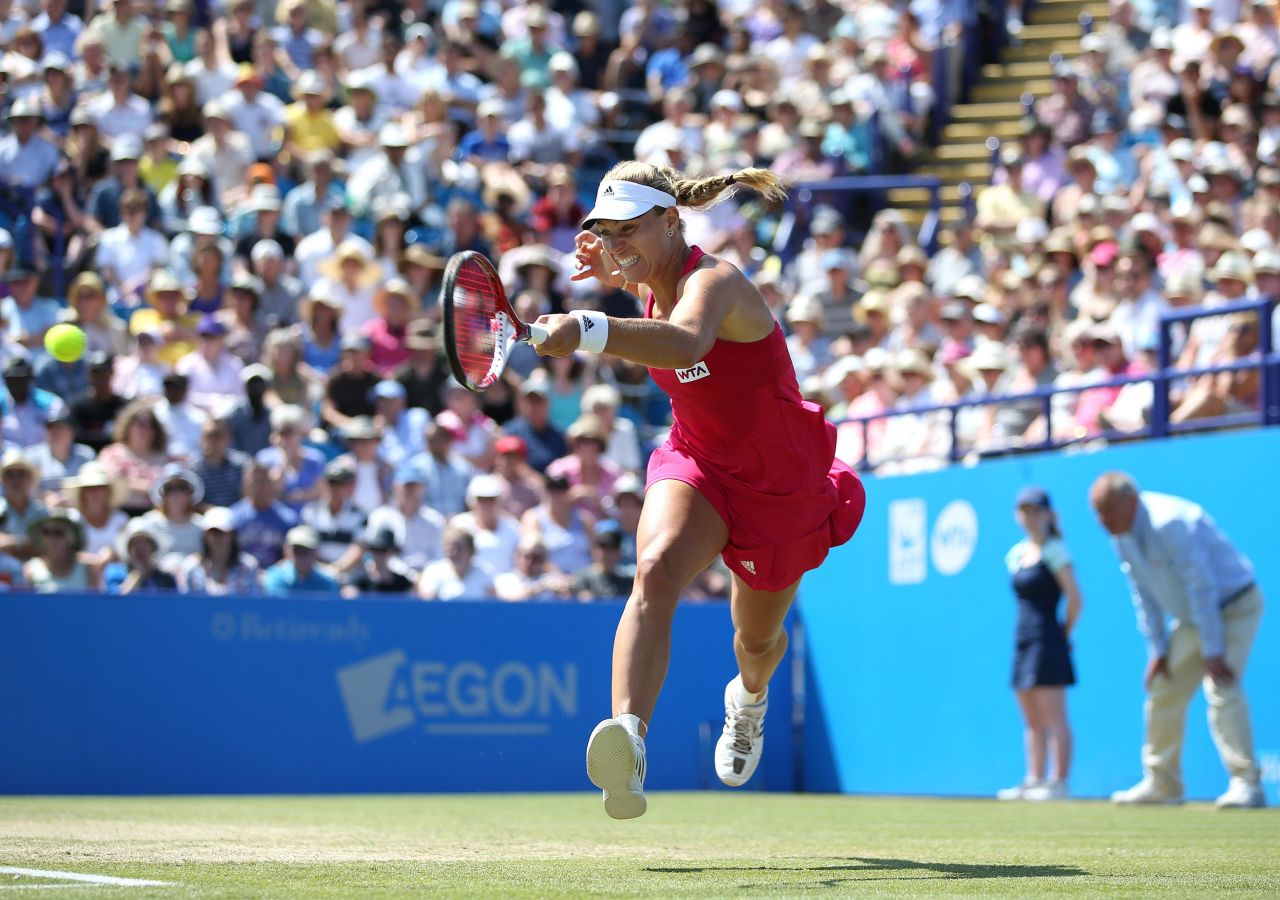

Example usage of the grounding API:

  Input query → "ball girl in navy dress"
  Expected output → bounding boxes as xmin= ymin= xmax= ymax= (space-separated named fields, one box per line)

xmin=998 ymin=487 xmax=1084 ymax=802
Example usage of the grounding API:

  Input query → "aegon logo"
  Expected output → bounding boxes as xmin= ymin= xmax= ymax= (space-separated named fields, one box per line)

xmin=675 ymin=362 xmax=710 ymax=384
xmin=336 ymin=650 xmax=578 ymax=743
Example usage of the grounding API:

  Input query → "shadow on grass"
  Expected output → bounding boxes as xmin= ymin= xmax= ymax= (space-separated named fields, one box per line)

xmin=645 ymin=856 xmax=1087 ymax=887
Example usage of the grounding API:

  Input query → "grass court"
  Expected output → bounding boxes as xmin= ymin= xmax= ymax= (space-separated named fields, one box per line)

xmin=2 ymin=793 xmax=1277 ymax=896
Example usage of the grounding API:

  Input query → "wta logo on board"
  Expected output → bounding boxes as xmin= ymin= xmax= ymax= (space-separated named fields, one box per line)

xmin=336 ymin=650 xmax=579 ymax=743
xmin=888 ymin=498 xmax=979 ymax=584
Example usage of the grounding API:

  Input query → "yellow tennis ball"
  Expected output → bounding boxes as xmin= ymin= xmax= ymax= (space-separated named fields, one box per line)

xmin=44 ymin=323 xmax=87 ymax=363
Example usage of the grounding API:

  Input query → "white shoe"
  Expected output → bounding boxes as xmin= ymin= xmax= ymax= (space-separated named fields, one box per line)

xmin=1024 ymin=778 xmax=1069 ymax=802
xmin=714 ymin=675 xmax=767 ymax=787
xmin=585 ymin=719 xmax=647 ymax=819
xmin=996 ymin=779 xmax=1040 ymax=801
xmin=1216 ymin=777 xmax=1266 ymax=809
xmin=1111 ymin=778 xmax=1184 ymax=805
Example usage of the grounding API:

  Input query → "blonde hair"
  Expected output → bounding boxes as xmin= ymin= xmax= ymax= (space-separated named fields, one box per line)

xmin=601 ymin=162 xmax=788 ymax=214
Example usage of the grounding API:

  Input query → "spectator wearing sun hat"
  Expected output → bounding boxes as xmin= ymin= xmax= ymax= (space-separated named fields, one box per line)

xmin=1184 ymin=252 xmax=1254 ymax=370
xmin=316 ymin=239 xmax=383 ymax=334
xmin=24 ymin=508 xmax=99 ymax=592
xmin=138 ymin=463 xmax=206 ymax=567
xmin=115 ymin=518 xmax=178 ymax=594
xmin=784 ymin=295 xmax=833 ymax=383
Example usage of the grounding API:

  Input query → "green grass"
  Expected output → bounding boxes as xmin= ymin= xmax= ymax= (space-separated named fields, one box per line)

xmin=1 ymin=793 xmax=1277 ymax=897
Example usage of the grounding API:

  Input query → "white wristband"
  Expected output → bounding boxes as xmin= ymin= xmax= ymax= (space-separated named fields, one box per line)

xmin=569 ymin=310 xmax=609 ymax=354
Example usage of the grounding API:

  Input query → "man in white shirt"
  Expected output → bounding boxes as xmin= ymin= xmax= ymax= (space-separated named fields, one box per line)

xmin=448 ymin=474 xmax=521 ymax=576
xmin=189 ymin=100 xmax=255 ymax=209
xmin=223 ymin=66 xmax=286 ymax=161
xmin=95 ymin=187 xmax=168 ymax=298
xmin=346 ymin=124 xmax=429 ymax=219
xmin=184 ymin=27 xmax=237 ymax=103
xmin=365 ymin=464 xmax=446 ymax=572
xmin=1108 ymin=251 xmax=1168 ymax=359
xmin=154 ymin=372 xmax=209 ymax=461
xmin=87 ymin=62 xmax=152 ymax=140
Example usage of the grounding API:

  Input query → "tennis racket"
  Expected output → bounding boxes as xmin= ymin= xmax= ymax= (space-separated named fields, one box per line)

xmin=441 ymin=250 xmax=548 ymax=392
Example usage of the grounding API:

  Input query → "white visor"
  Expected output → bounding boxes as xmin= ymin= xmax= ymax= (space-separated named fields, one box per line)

xmin=582 ymin=180 xmax=677 ymax=229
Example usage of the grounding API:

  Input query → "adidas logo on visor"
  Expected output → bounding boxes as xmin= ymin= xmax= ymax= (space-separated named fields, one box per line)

xmin=603 ymin=185 xmax=614 ymax=195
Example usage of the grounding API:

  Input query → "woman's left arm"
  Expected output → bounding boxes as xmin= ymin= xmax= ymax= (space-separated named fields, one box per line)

xmin=1056 ymin=562 xmax=1083 ymax=638
xmin=534 ymin=268 xmax=742 ymax=369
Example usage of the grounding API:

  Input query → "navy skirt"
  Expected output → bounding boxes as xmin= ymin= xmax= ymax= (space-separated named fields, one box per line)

xmin=1012 ymin=636 xmax=1076 ymax=689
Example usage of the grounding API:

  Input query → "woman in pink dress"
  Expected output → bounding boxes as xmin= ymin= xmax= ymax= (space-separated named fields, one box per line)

xmin=535 ymin=163 xmax=866 ymax=819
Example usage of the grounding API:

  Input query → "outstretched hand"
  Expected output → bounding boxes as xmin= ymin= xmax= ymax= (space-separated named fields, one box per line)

xmin=570 ymin=231 xmax=626 ymax=289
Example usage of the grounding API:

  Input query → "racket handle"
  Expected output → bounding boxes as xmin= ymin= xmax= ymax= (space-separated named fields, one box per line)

xmin=526 ymin=324 xmax=549 ymax=346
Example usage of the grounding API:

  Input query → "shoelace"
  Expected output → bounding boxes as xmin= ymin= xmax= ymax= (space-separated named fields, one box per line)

xmin=724 ymin=707 xmax=761 ymax=756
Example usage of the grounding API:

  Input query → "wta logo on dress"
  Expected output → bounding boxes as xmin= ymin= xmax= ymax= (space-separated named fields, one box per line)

xmin=675 ymin=362 xmax=711 ymax=384
xmin=336 ymin=649 xmax=578 ymax=743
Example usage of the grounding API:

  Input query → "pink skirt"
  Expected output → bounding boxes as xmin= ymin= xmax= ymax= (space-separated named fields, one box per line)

xmin=647 ymin=443 xmax=866 ymax=592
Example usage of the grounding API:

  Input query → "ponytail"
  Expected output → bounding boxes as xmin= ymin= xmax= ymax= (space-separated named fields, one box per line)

xmin=600 ymin=161 xmax=789 ymax=214
xmin=1047 ymin=510 xmax=1062 ymax=540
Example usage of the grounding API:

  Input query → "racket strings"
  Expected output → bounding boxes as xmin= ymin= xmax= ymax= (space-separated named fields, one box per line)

xmin=452 ymin=263 xmax=505 ymax=388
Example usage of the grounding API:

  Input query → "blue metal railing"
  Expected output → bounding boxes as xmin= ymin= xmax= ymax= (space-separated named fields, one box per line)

xmin=840 ymin=299 xmax=1279 ymax=472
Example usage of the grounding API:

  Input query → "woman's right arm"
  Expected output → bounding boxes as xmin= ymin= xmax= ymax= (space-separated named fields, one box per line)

xmin=537 ymin=266 xmax=740 ymax=369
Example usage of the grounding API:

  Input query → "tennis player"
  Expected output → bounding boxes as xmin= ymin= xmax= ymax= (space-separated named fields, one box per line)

xmin=532 ymin=163 xmax=867 ymax=819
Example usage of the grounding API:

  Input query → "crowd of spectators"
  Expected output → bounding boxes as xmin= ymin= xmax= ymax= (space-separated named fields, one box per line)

xmin=0 ymin=0 xmax=1275 ymax=594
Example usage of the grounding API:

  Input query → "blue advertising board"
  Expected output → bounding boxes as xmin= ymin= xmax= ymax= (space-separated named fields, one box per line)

xmin=0 ymin=597 xmax=795 ymax=795
xmin=801 ymin=428 xmax=1280 ymax=802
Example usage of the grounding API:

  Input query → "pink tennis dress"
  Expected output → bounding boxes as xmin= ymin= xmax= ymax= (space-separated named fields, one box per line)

xmin=645 ymin=247 xmax=867 ymax=591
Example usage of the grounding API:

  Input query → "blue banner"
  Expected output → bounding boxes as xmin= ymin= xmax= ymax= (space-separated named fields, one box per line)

xmin=801 ymin=428 xmax=1280 ymax=803
xmin=0 ymin=597 xmax=794 ymax=795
